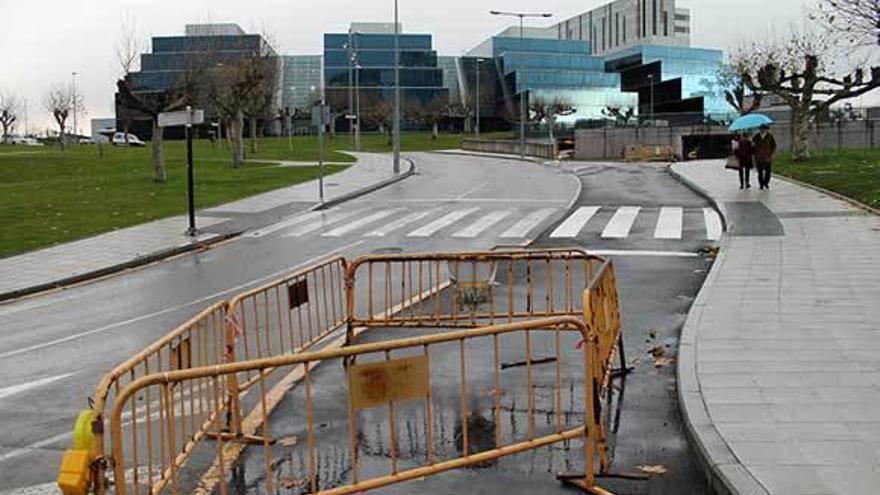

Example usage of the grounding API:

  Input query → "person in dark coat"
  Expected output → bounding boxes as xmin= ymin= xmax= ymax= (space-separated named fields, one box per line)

xmin=733 ymin=132 xmax=754 ymax=189
xmin=753 ymin=125 xmax=777 ymax=189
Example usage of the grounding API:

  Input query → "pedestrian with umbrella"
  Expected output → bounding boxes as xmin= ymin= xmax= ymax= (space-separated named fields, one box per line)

xmin=728 ymin=114 xmax=776 ymax=190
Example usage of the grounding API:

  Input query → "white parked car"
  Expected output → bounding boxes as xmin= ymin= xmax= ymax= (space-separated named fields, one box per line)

xmin=112 ymin=132 xmax=146 ymax=147
xmin=6 ymin=136 xmax=44 ymax=146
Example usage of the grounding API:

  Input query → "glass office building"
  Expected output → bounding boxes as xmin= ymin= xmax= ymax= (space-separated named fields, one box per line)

xmin=281 ymin=55 xmax=323 ymax=111
xmin=323 ymin=24 xmax=448 ymax=130
xmin=116 ymin=24 xmax=279 ymax=139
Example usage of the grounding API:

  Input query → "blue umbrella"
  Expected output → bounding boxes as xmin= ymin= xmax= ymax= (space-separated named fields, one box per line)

xmin=728 ymin=113 xmax=774 ymax=132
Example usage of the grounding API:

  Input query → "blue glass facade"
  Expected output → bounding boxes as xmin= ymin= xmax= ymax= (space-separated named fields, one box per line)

xmin=487 ymin=36 xmax=637 ymax=122
xmin=323 ymin=31 xmax=448 ymax=117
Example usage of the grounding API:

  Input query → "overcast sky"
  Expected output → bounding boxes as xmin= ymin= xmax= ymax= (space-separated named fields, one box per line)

xmin=3 ymin=0 xmax=874 ymax=133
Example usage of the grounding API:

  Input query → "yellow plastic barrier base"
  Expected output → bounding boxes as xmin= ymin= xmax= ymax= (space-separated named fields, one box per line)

xmin=57 ymin=449 xmax=91 ymax=495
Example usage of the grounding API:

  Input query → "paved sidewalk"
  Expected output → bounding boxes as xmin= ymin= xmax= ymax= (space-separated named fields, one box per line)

xmin=672 ymin=161 xmax=880 ymax=495
xmin=0 ymin=152 xmax=399 ymax=299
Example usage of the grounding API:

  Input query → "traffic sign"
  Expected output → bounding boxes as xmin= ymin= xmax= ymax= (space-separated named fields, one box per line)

xmin=158 ymin=109 xmax=205 ymax=127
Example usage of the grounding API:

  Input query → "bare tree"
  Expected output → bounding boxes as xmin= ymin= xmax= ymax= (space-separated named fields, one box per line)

xmin=601 ymin=106 xmax=636 ymax=126
xmin=406 ymin=95 xmax=446 ymax=139
xmin=209 ymin=50 xmax=276 ymax=168
xmin=716 ymin=67 xmax=763 ymax=115
xmin=445 ymin=102 xmax=473 ymax=134
xmin=362 ymin=95 xmax=393 ymax=145
xmin=44 ymin=85 xmax=74 ymax=149
xmin=115 ymin=15 xmax=142 ymax=145
xmin=732 ymin=27 xmax=880 ymax=160
xmin=0 ymin=92 xmax=21 ymax=140
xmin=529 ymin=95 xmax=576 ymax=145
xmin=814 ymin=0 xmax=880 ymax=46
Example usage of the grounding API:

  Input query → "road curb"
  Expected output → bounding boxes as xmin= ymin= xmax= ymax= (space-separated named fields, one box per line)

xmin=668 ymin=163 xmax=731 ymax=234
xmin=0 ymin=156 xmax=417 ymax=304
xmin=672 ymin=164 xmax=772 ymax=495
xmin=310 ymin=156 xmax=416 ymax=211
xmin=0 ymin=232 xmax=240 ymax=303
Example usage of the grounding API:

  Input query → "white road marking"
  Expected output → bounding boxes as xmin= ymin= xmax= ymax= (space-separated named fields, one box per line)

xmin=452 ymin=210 xmax=513 ymax=238
xmin=283 ymin=209 xmax=366 ymax=237
xmin=704 ymin=207 xmax=723 ymax=241
xmin=550 ymin=206 xmax=600 ymax=238
xmin=245 ymin=210 xmax=325 ymax=238
xmin=654 ymin=207 xmax=684 ymax=239
xmin=588 ymin=249 xmax=699 ymax=258
xmin=407 ymin=208 xmax=480 ymax=237
xmin=0 ymin=372 xmax=77 ymax=401
xmin=364 ymin=209 xmax=440 ymax=237
xmin=500 ymin=208 xmax=557 ymax=238
xmin=0 ymin=241 xmax=364 ymax=361
xmin=321 ymin=209 xmax=403 ymax=237
xmin=0 ymin=482 xmax=61 ymax=495
xmin=601 ymin=206 xmax=641 ymax=239
xmin=454 ymin=181 xmax=489 ymax=200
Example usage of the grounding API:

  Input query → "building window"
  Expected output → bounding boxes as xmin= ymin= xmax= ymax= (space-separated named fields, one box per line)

xmin=623 ymin=16 xmax=626 ymax=44
xmin=675 ymin=26 xmax=689 ymax=34
xmin=615 ymin=13 xmax=620 ymax=46
xmin=675 ymin=13 xmax=689 ymax=21
xmin=664 ymin=11 xmax=668 ymax=36
xmin=643 ymin=0 xmax=647 ymax=37
xmin=602 ymin=17 xmax=606 ymax=51
xmin=653 ymin=0 xmax=658 ymax=36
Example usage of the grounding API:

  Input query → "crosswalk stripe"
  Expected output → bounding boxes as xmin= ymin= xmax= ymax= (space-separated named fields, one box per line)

xmin=453 ymin=210 xmax=513 ymax=238
xmin=321 ymin=209 xmax=403 ymax=237
xmin=602 ymin=206 xmax=641 ymax=238
xmin=550 ymin=206 xmax=600 ymax=238
xmin=407 ymin=208 xmax=480 ymax=237
xmin=500 ymin=208 xmax=557 ymax=238
xmin=282 ymin=209 xmax=366 ymax=237
xmin=248 ymin=210 xmax=324 ymax=237
xmin=703 ymin=207 xmax=722 ymax=241
xmin=364 ymin=208 xmax=441 ymax=237
xmin=654 ymin=207 xmax=683 ymax=239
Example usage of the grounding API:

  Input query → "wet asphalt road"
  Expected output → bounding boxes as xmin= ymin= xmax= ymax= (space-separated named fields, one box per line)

xmin=0 ymin=157 xmax=715 ymax=494
xmin=0 ymin=153 xmax=576 ymax=490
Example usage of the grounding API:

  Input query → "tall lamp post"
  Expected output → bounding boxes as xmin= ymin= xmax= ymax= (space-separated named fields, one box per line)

xmin=489 ymin=10 xmax=552 ymax=158
xmin=647 ymin=73 xmax=655 ymax=124
xmin=355 ymin=63 xmax=362 ymax=151
xmin=71 ymin=71 xmax=78 ymax=138
xmin=392 ymin=0 xmax=401 ymax=174
xmin=475 ymin=58 xmax=483 ymax=137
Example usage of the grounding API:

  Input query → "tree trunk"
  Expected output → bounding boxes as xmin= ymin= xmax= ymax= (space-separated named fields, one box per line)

xmin=432 ymin=122 xmax=438 ymax=140
xmin=231 ymin=111 xmax=244 ymax=168
xmin=249 ymin=116 xmax=258 ymax=156
xmin=792 ymin=108 xmax=811 ymax=161
xmin=547 ymin=116 xmax=556 ymax=159
xmin=58 ymin=122 xmax=66 ymax=150
xmin=151 ymin=119 xmax=166 ymax=182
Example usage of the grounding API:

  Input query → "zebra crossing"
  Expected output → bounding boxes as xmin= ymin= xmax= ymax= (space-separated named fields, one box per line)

xmin=276 ymin=205 xmax=723 ymax=242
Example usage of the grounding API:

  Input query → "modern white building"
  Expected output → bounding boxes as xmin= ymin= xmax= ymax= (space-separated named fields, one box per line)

xmin=551 ymin=0 xmax=691 ymax=55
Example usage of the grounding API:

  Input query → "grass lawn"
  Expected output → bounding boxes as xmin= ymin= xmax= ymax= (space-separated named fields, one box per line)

xmin=0 ymin=141 xmax=347 ymax=257
xmin=0 ymin=131 xmax=506 ymax=257
xmin=775 ymin=148 xmax=880 ymax=209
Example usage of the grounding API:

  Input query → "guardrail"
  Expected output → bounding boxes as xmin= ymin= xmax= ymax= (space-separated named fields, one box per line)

xmin=64 ymin=249 xmax=625 ymax=495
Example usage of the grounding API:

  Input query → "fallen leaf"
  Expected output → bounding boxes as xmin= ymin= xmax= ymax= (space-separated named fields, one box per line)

xmin=647 ymin=345 xmax=665 ymax=358
xmin=637 ymin=464 xmax=668 ymax=475
xmin=654 ymin=357 xmax=675 ymax=368
xmin=278 ymin=435 xmax=298 ymax=447
xmin=647 ymin=328 xmax=657 ymax=340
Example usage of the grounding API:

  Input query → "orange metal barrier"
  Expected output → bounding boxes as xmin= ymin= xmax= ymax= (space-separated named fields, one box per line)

xmin=88 ymin=301 xmax=228 ymax=495
xmin=108 ymin=317 xmax=612 ymax=495
xmin=345 ymin=248 xmax=604 ymax=330
xmin=74 ymin=249 xmax=625 ymax=495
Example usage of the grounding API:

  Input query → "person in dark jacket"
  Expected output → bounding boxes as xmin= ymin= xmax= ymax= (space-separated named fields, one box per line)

xmin=753 ymin=125 xmax=777 ymax=189
xmin=733 ymin=132 xmax=754 ymax=189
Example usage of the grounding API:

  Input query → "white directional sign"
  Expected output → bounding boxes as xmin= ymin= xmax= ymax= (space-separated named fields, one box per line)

xmin=158 ymin=109 xmax=205 ymax=127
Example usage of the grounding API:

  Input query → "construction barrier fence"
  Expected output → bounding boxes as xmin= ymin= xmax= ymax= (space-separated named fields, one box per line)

xmin=67 ymin=249 xmax=624 ymax=495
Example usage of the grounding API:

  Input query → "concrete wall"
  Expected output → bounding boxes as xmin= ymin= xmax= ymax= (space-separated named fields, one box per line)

xmin=462 ymin=138 xmax=555 ymax=159
xmin=576 ymin=120 xmax=880 ymax=159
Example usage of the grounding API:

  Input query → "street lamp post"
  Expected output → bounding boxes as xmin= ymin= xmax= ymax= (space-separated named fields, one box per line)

xmin=392 ymin=0 xmax=401 ymax=174
xmin=489 ymin=10 xmax=553 ymax=158
xmin=355 ymin=63 xmax=362 ymax=151
xmin=71 ymin=71 xmax=78 ymax=138
xmin=346 ymin=29 xmax=355 ymax=151
xmin=475 ymin=59 xmax=483 ymax=137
